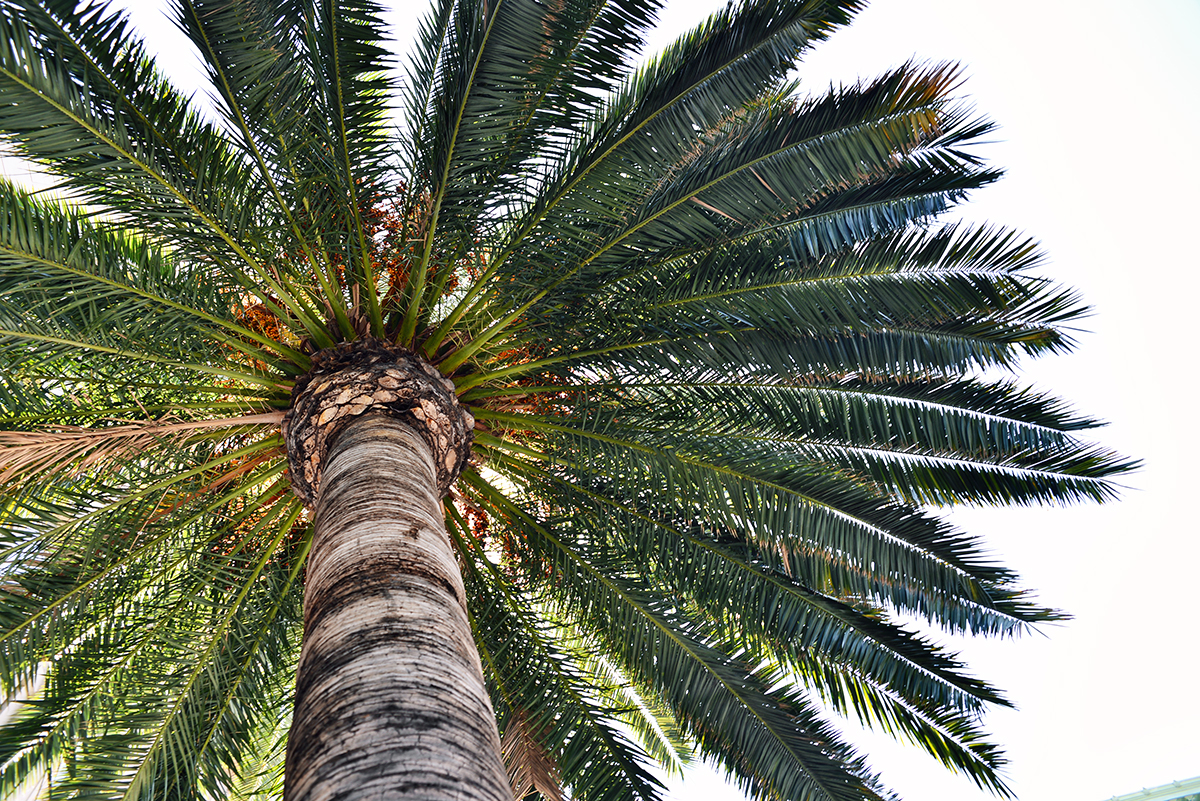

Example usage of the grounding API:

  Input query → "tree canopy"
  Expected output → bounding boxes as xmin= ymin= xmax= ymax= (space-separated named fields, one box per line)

xmin=0 ymin=1 xmax=1133 ymax=800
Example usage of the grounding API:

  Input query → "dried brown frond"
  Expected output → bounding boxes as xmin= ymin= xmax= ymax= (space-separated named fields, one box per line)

xmin=690 ymin=196 xmax=742 ymax=223
xmin=0 ymin=412 xmax=284 ymax=485
xmin=501 ymin=710 xmax=563 ymax=801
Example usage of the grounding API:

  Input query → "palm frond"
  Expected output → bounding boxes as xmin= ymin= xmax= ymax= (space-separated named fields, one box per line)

xmin=450 ymin=508 xmax=666 ymax=801
xmin=0 ymin=412 xmax=282 ymax=485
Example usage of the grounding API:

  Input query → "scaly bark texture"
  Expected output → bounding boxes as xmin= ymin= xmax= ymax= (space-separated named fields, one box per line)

xmin=282 ymin=339 xmax=475 ymax=506
xmin=283 ymin=415 xmax=510 ymax=801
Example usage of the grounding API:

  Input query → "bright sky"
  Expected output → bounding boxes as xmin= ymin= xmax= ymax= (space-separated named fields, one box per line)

xmin=5 ymin=2 xmax=1198 ymax=800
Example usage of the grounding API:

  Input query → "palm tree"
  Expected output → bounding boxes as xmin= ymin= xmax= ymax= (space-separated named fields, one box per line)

xmin=0 ymin=0 xmax=1134 ymax=799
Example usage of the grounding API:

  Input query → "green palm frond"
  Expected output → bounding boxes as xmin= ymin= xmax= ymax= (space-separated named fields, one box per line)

xmin=0 ymin=4 xmax=269 ymax=252
xmin=462 ymin=470 xmax=889 ymax=801
xmin=451 ymin=511 xmax=666 ymax=801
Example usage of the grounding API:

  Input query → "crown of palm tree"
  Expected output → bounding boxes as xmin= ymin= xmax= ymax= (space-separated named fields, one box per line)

xmin=0 ymin=1 xmax=1133 ymax=800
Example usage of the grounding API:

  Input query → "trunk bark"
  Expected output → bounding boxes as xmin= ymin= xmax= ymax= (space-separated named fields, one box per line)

xmin=283 ymin=414 xmax=511 ymax=801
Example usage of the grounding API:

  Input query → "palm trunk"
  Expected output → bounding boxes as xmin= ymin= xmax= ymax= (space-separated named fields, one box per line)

xmin=283 ymin=414 xmax=511 ymax=801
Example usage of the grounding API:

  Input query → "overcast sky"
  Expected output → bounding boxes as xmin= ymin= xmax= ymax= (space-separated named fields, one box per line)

xmin=5 ymin=2 xmax=1198 ymax=800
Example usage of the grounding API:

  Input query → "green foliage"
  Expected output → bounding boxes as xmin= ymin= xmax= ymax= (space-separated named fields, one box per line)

xmin=0 ymin=0 xmax=1134 ymax=799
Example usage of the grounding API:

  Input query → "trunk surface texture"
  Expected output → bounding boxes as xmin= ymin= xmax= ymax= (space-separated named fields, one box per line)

xmin=284 ymin=415 xmax=511 ymax=801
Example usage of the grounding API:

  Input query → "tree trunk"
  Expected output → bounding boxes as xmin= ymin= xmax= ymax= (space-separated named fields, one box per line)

xmin=283 ymin=414 xmax=511 ymax=801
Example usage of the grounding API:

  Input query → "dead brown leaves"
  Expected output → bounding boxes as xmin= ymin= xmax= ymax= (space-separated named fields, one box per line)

xmin=0 ymin=412 xmax=284 ymax=485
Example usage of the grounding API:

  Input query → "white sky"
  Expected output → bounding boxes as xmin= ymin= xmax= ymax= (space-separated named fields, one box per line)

xmin=6 ymin=2 xmax=1198 ymax=800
